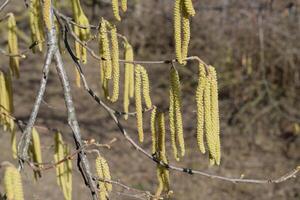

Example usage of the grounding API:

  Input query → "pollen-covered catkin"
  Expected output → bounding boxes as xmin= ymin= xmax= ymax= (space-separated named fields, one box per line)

xmin=204 ymin=73 xmax=217 ymax=165
xmin=42 ymin=0 xmax=52 ymax=30
xmin=140 ymin=66 xmax=152 ymax=109
xmin=30 ymin=127 xmax=43 ymax=180
xmin=183 ymin=0 xmax=196 ymax=16
xmin=196 ymin=63 xmax=206 ymax=154
xmin=134 ymin=65 xmax=143 ymax=142
xmin=109 ymin=25 xmax=120 ymax=102
xmin=155 ymin=112 xmax=170 ymax=197
xmin=7 ymin=13 xmax=20 ymax=78
xmin=209 ymin=66 xmax=221 ymax=165
xmin=99 ymin=19 xmax=112 ymax=80
xmin=121 ymin=0 xmax=127 ymax=12
xmin=4 ymin=166 xmax=14 ymax=200
xmin=29 ymin=0 xmax=44 ymax=52
xmin=150 ymin=106 xmax=157 ymax=154
xmin=181 ymin=10 xmax=190 ymax=63
xmin=112 ymin=0 xmax=121 ymax=21
xmin=71 ymin=0 xmax=90 ymax=66
xmin=54 ymin=132 xmax=72 ymax=200
xmin=174 ymin=0 xmax=182 ymax=64
xmin=169 ymin=87 xmax=179 ymax=161
xmin=4 ymin=165 xmax=24 ymax=200
xmin=95 ymin=155 xmax=112 ymax=199
xmin=12 ymin=167 xmax=24 ymax=200
xmin=123 ymin=41 xmax=134 ymax=119
xmin=170 ymin=68 xmax=185 ymax=157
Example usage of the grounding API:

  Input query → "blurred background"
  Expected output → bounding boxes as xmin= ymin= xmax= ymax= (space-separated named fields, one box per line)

xmin=0 ymin=0 xmax=299 ymax=199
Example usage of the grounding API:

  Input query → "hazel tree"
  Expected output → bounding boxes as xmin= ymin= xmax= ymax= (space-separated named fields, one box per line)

xmin=0 ymin=0 xmax=299 ymax=200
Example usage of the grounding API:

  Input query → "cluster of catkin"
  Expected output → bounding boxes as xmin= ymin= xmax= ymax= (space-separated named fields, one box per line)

xmin=29 ymin=0 xmax=44 ymax=52
xmin=99 ymin=18 xmax=120 ymax=103
xmin=174 ymin=0 xmax=195 ymax=64
xmin=134 ymin=64 xmax=152 ymax=142
xmin=0 ymin=71 xmax=16 ymax=158
xmin=196 ymin=64 xmax=221 ymax=165
xmin=95 ymin=155 xmax=112 ymax=200
xmin=151 ymin=107 xmax=170 ymax=198
xmin=7 ymin=13 xmax=20 ymax=78
xmin=4 ymin=164 xmax=24 ymax=200
xmin=169 ymin=67 xmax=185 ymax=161
xmin=71 ymin=0 xmax=91 ymax=86
xmin=111 ymin=0 xmax=128 ymax=21
xmin=54 ymin=132 xmax=73 ymax=200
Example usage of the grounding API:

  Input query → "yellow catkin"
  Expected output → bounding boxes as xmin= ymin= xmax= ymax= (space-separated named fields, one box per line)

xmin=204 ymin=73 xmax=216 ymax=165
xmin=95 ymin=156 xmax=112 ymax=200
xmin=174 ymin=0 xmax=182 ymax=64
xmin=209 ymin=66 xmax=221 ymax=165
xmin=31 ymin=128 xmax=42 ymax=164
xmin=109 ymin=25 xmax=120 ymax=102
xmin=29 ymin=0 xmax=44 ymax=52
xmin=42 ymin=0 xmax=52 ymax=30
xmin=99 ymin=19 xmax=112 ymax=80
xmin=135 ymin=65 xmax=143 ymax=142
xmin=196 ymin=63 xmax=206 ymax=154
xmin=112 ymin=0 xmax=121 ymax=21
xmin=54 ymin=132 xmax=72 ymax=200
xmin=155 ymin=112 xmax=170 ymax=197
xmin=169 ymin=86 xmax=179 ymax=161
xmin=71 ymin=0 xmax=90 ymax=66
xmin=150 ymin=106 xmax=157 ymax=154
xmin=123 ymin=41 xmax=134 ymax=119
xmin=4 ymin=165 xmax=24 ymax=200
xmin=4 ymin=166 xmax=14 ymax=200
xmin=170 ymin=68 xmax=185 ymax=157
xmin=30 ymin=127 xmax=42 ymax=179
xmin=140 ymin=66 xmax=152 ymax=109
xmin=121 ymin=0 xmax=127 ymax=12
xmin=12 ymin=167 xmax=24 ymax=200
xmin=7 ymin=13 xmax=20 ymax=78
xmin=181 ymin=9 xmax=190 ymax=63
xmin=11 ymin=128 xmax=17 ymax=159
xmin=183 ymin=0 xmax=196 ymax=16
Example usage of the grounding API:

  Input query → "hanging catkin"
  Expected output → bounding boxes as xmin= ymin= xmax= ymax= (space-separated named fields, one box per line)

xmin=134 ymin=65 xmax=143 ymax=142
xmin=4 ymin=165 xmax=24 ymax=200
xmin=183 ymin=0 xmax=196 ymax=16
xmin=7 ymin=13 xmax=20 ymax=78
xmin=155 ymin=112 xmax=170 ymax=197
xmin=170 ymin=67 xmax=185 ymax=157
xmin=140 ymin=66 xmax=152 ymax=109
xmin=30 ymin=127 xmax=43 ymax=180
xmin=169 ymin=86 xmax=179 ymax=161
xmin=42 ymin=0 xmax=52 ymax=30
xmin=150 ymin=106 xmax=157 ymax=154
xmin=196 ymin=63 xmax=206 ymax=154
xmin=174 ymin=0 xmax=182 ymax=64
xmin=204 ymin=73 xmax=217 ymax=165
xmin=29 ymin=0 xmax=44 ymax=52
xmin=54 ymin=132 xmax=72 ymax=200
xmin=181 ymin=9 xmax=190 ymax=64
xmin=71 ymin=0 xmax=90 ymax=86
xmin=121 ymin=0 xmax=127 ymax=12
xmin=99 ymin=18 xmax=112 ymax=80
xmin=95 ymin=155 xmax=112 ymax=200
xmin=123 ymin=41 xmax=134 ymax=120
xmin=112 ymin=0 xmax=121 ymax=21
xmin=109 ymin=25 xmax=120 ymax=102
xmin=209 ymin=66 xmax=221 ymax=165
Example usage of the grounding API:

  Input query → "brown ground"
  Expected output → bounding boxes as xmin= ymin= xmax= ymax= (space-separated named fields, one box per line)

xmin=0 ymin=0 xmax=299 ymax=200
